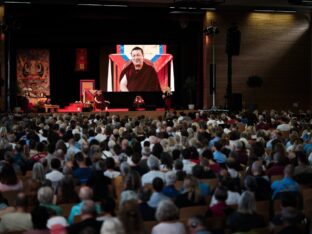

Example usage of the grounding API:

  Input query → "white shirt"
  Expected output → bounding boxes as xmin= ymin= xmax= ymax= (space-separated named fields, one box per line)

xmin=141 ymin=170 xmax=166 ymax=186
xmin=152 ymin=222 xmax=186 ymax=234
xmin=210 ymin=191 xmax=241 ymax=206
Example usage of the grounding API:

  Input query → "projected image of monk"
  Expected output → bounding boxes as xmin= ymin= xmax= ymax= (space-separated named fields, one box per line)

xmin=119 ymin=47 xmax=161 ymax=92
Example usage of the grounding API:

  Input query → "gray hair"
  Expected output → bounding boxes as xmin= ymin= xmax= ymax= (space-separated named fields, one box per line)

xmin=238 ymin=191 xmax=256 ymax=214
xmin=155 ymin=199 xmax=179 ymax=222
xmin=37 ymin=186 xmax=53 ymax=204
xmin=32 ymin=162 xmax=45 ymax=183
xmin=119 ymin=191 xmax=138 ymax=208
xmin=100 ymin=217 xmax=125 ymax=234
xmin=147 ymin=155 xmax=160 ymax=170
xmin=81 ymin=200 xmax=97 ymax=217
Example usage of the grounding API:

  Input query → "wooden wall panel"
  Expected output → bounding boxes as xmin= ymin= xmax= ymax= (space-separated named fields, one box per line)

xmin=203 ymin=12 xmax=311 ymax=111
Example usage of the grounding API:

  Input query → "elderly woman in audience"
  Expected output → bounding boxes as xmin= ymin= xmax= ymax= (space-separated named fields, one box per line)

xmin=152 ymin=199 xmax=186 ymax=234
xmin=226 ymin=191 xmax=266 ymax=232
xmin=37 ymin=186 xmax=62 ymax=216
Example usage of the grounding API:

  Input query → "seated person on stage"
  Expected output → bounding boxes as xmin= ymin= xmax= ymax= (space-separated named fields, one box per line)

xmin=94 ymin=90 xmax=110 ymax=111
xmin=119 ymin=46 xmax=161 ymax=92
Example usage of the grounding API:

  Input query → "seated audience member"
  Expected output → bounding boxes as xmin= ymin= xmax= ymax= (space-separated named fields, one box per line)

xmin=23 ymin=206 xmax=50 ymax=234
xmin=73 ymin=152 xmax=93 ymax=184
xmin=226 ymin=191 xmax=266 ymax=232
xmin=45 ymin=158 xmax=64 ymax=192
xmin=37 ymin=186 xmax=62 ymax=216
xmin=68 ymin=186 xmax=100 ymax=224
xmin=141 ymin=155 xmax=166 ymax=186
xmin=100 ymin=217 xmax=125 ymax=234
xmin=0 ymin=193 xmax=32 ymax=233
xmin=207 ymin=186 xmax=231 ymax=217
xmin=148 ymin=177 xmax=169 ymax=208
xmin=277 ymin=207 xmax=307 ymax=234
xmin=86 ymin=160 xmax=112 ymax=201
xmin=67 ymin=200 xmax=102 ymax=234
xmin=212 ymin=141 xmax=227 ymax=164
xmin=97 ymin=197 xmax=116 ymax=222
xmin=174 ymin=159 xmax=187 ymax=181
xmin=271 ymin=192 xmax=308 ymax=227
xmin=201 ymin=149 xmax=221 ymax=174
xmin=152 ymin=199 xmax=186 ymax=234
xmin=271 ymin=164 xmax=300 ymax=200
xmin=0 ymin=163 xmax=23 ymax=192
xmin=266 ymin=152 xmax=286 ymax=178
xmin=175 ymin=175 xmax=205 ymax=208
xmin=250 ymin=160 xmax=271 ymax=201
xmin=119 ymin=199 xmax=145 ymax=234
xmin=138 ymin=187 xmax=156 ymax=221
xmin=162 ymin=171 xmax=180 ymax=199
xmin=57 ymin=176 xmax=80 ymax=204
xmin=294 ymin=151 xmax=312 ymax=176
xmin=187 ymin=215 xmax=212 ymax=234
xmin=104 ymin=157 xmax=120 ymax=179
xmin=192 ymin=164 xmax=211 ymax=197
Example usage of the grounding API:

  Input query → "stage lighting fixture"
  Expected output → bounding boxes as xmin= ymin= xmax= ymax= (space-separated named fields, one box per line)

xmin=203 ymin=26 xmax=219 ymax=36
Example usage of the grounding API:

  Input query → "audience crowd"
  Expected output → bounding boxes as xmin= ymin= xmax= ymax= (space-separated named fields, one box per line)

xmin=0 ymin=109 xmax=310 ymax=233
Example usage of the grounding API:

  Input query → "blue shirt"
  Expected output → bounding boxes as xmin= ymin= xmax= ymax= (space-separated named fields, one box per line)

xmin=271 ymin=177 xmax=300 ymax=199
xmin=68 ymin=201 xmax=101 ymax=224
xmin=162 ymin=185 xmax=180 ymax=198
xmin=213 ymin=151 xmax=227 ymax=164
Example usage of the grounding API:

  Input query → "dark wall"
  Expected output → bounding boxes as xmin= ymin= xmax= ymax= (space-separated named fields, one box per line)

xmin=5 ymin=5 xmax=203 ymax=109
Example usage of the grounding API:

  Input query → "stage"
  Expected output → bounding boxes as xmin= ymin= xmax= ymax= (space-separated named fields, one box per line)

xmin=56 ymin=107 xmax=196 ymax=119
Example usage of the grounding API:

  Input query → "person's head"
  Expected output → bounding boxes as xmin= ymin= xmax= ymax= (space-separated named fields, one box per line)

xmin=131 ymin=47 xmax=144 ymax=69
xmin=123 ymin=170 xmax=141 ymax=191
xmin=81 ymin=200 xmax=97 ymax=219
xmin=165 ymin=171 xmax=176 ymax=186
xmin=155 ymin=199 xmax=179 ymax=222
xmin=100 ymin=217 xmax=125 ymax=234
xmin=101 ymin=197 xmax=116 ymax=216
xmin=79 ymin=186 xmax=93 ymax=201
xmin=187 ymin=215 xmax=208 ymax=234
xmin=32 ymin=162 xmax=45 ymax=183
xmin=238 ymin=191 xmax=256 ymax=214
xmin=118 ymin=199 xmax=144 ymax=234
xmin=0 ymin=163 xmax=17 ymax=185
xmin=97 ymin=90 xmax=102 ymax=95
xmin=214 ymin=186 xmax=228 ymax=202
xmin=37 ymin=186 xmax=54 ymax=204
xmin=284 ymin=164 xmax=294 ymax=178
xmin=152 ymin=177 xmax=164 ymax=192
xmin=147 ymin=155 xmax=160 ymax=170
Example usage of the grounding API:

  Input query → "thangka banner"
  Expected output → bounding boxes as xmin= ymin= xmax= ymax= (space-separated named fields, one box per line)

xmin=16 ymin=49 xmax=50 ymax=98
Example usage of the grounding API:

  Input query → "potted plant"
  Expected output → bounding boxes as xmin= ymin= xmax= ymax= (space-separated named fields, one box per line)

xmin=182 ymin=76 xmax=197 ymax=110
xmin=246 ymin=75 xmax=263 ymax=110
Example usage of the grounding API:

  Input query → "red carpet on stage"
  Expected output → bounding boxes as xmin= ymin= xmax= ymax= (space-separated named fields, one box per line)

xmin=58 ymin=103 xmax=166 ymax=113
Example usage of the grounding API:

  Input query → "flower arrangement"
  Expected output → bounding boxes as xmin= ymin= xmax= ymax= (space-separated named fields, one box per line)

xmin=133 ymin=96 xmax=145 ymax=107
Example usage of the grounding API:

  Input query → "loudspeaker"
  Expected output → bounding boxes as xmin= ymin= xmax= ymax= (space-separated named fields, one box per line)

xmin=228 ymin=93 xmax=242 ymax=112
xmin=226 ymin=25 xmax=241 ymax=56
